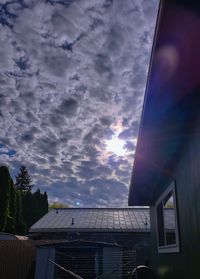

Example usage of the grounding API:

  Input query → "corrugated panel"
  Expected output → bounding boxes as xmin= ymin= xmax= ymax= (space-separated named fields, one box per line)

xmin=0 ymin=240 xmax=36 ymax=279
xmin=30 ymin=208 xmax=151 ymax=232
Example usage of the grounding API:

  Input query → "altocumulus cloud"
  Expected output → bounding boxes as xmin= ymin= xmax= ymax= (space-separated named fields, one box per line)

xmin=0 ymin=0 xmax=159 ymax=207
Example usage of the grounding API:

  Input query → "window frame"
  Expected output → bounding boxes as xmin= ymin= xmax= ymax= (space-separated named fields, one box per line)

xmin=155 ymin=181 xmax=180 ymax=253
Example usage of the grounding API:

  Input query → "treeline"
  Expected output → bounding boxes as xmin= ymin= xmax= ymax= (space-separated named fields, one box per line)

xmin=0 ymin=165 xmax=48 ymax=235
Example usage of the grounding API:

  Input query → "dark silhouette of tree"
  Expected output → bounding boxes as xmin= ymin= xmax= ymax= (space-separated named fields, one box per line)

xmin=0 ymin=166 xmax=11 ymax=231
xmin=19 ymin=189 xmax=49 ymax=233
xmin=0 ymin=164 xmax=49 ymax=234
xmin=15 ymin=191 xmax=26 ymax=235
xmin=42 ymin=192 xmax=49 ymax=214
xmin=6 ymin=178 xmax=16 ymax=233
xmin=22 ymin=191 xmax=36 ymax=233
xmin=34 ymin=189 xmax=43 ymax=219
xmin=15 ymin=166 xmax=34 ymax=191
xmin=38 ymin=191 xmax=49 ymax=217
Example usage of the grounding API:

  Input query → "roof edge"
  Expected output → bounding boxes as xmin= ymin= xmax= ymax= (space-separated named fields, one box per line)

xmin=128 ymin=0 xmax=164 ymax=206
xmin=29 ymin=228 xmax=150 ymax=233
xmin=50 ymin=207 xmax=149 ymax=210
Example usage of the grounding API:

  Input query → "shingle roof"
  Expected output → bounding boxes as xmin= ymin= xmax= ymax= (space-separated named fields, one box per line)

xmin=29 ymin=207 xmax=150 ymax=233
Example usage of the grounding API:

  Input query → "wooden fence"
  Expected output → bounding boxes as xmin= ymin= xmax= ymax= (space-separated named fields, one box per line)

xmin=0 ymin=240 xmax=36 ymax=279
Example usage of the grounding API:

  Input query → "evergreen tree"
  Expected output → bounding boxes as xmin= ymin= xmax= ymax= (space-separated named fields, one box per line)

xmin=15 ymin=166 xmax=34 ymax=191
xmin=0 ymin=166 xmax=11 ymax=231
xmin=21 ymin=191 xmax=36 ymax=233
xmin=31 ymin=189 xmax=49 ymax=223
xmin=5 ymin=178 xmax=16 ymax=233
xmin=0 ymin=164 xmax=49 ymax=235
xmin=15 ymin=191 xmax=26 ymax=235
xmin=34 ymin=189 xmax=43 ymax=220
xmin=40 ymin=191 xmax=49 ymax=216
xmin=43 ymin=192 xmax=49 ymax=214
xmin=30 ymin=192 xmax=37 ymax=225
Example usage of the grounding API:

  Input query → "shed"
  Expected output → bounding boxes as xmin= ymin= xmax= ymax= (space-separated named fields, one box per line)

xmin=35 ymin=240 xmax=122 ymax=279
xmin=30 ymin=207 xmax=151 ymax=276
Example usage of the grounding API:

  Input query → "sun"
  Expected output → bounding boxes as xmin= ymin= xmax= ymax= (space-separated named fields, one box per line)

xmin=105 ymin=135 xmax=127 ymax=156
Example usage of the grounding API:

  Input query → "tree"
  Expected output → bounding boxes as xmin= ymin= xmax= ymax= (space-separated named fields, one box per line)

xmin=0 ymin=164 xmax=49 ymax=235
xmin=6 ymin=178 xmax=16 ymax=233
xmin=49 ymin=202 xmax=69 ymax=210
xmin=33 ymin=189 xmax=44 ymax=220
xmin=0 ymin=166 xmax=11 ymax=231
xmin=42 ymin=192 xmax=49 ymax=214
xmin=39 ymin=191 xmax=49 ymax=216
xmin=15 ymin=191 xmax=26 ymax=235
xmin=19 ymin=189 xmax=49 ymax=233
xmin=15 ymin=166 xmax=34 ymax=191
xmin=21 ymin=191 xmax=34 ymax=233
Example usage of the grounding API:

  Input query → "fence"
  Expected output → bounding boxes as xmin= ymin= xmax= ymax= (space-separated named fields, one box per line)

xmin=0 ymin=240 xmax=36 ymax=279
xmin=54 ymin=247 xmax=136 ymax=279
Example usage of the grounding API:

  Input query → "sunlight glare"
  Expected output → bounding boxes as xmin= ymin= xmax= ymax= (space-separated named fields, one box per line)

xmin=105 ymin=136 xmax=126 ymax=156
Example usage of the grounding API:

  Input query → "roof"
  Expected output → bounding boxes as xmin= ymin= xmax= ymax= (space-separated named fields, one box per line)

xmin=128 ymin=0 xmax=200 ymax=206
xmin=0 ymin=232 xmax=28 ymax=240
xmin=29 ymin=207 xmax=150 ymax=233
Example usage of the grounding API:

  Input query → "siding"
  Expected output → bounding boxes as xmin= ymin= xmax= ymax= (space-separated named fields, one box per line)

xmin=150 ymin=115 xmax=200 ymax=279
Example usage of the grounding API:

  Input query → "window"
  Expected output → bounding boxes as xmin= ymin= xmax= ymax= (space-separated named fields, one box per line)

xmin=156 ymin=181 xmax=179 ymax=253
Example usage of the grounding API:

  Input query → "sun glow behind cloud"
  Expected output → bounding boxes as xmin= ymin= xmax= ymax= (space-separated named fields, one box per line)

xmin=105 ymin=135 xmax=127 ymax=156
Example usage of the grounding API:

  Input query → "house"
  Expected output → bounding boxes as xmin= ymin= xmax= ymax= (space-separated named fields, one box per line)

xmin=128 ymin=0 xmax=200 ymax=278
xmin=29 ymin=207 xmax=151 ymax=278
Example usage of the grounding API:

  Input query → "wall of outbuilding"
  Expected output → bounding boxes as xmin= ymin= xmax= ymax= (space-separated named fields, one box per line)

xmin=31 ymin=231 xmax=151 ymax=267
xmin=150 ymin=115 xmax=200 ymax=279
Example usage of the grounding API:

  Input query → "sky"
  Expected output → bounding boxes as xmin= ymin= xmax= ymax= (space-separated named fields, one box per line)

xmin=0 ymin=0 xmax=159 ymax=207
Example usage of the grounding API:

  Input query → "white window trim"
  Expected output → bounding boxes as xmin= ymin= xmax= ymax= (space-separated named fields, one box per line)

xmin=155 ymin=181 xmax=180 ymax=254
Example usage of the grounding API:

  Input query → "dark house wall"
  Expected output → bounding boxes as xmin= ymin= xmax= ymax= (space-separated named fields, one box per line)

xmin=128 ymin=0 xmax=200 ymax=277
xmin=150 ymin=112 xmax=200 ymax=279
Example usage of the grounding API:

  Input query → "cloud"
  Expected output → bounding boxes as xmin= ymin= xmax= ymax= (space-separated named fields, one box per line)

xmin=57 ymin=98 xmax=78 ymax=117
xmin=0 ymin=0 xmax=159 ymax=207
